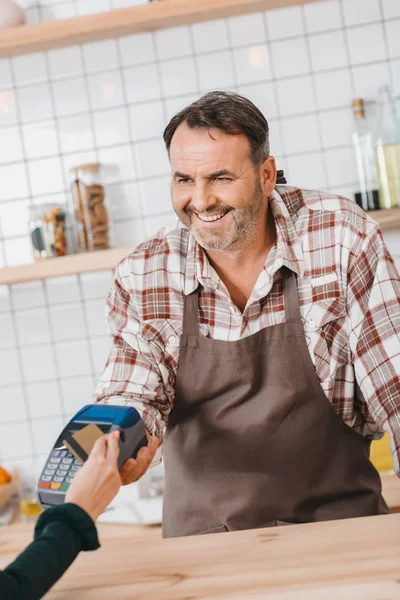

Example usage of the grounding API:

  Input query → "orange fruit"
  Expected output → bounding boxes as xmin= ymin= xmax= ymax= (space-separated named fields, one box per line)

xmin=0 ymin=467 xmax=12 ymax=485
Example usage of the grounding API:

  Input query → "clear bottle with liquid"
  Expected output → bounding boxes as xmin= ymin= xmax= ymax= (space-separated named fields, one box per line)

xmin=375 ymin=85 xmax=400 ymax=209
xmin=352 ymin=98 xmax=380 ymax=211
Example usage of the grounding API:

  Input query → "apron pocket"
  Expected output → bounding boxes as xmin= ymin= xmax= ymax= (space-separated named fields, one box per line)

xmin=195 ymin=525 xmax=228 ymax=535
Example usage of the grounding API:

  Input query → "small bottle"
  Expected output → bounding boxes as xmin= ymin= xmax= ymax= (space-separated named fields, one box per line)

xmin=375 ymin=85 xmax=400 ymax=209
xmin=28 ymin=203 xmax=68 ymax=261
xmin=352 ymin=98 xmax=380 ymax=211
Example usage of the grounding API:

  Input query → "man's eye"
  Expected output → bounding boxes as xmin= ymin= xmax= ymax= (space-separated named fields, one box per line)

xmin=177 ymin=179 xmax=191 ymax=184
xmin=215 ymin=177 xmax=231 ymax=182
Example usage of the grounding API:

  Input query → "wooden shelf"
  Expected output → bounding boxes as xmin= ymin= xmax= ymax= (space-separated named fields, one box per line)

xmin=0 ymin=0 xmax=317 ymax=58
xmin=369 ymin=207 xmax=400 ymax=231
xmin=0 ymin=247 xmax=131 ymax=286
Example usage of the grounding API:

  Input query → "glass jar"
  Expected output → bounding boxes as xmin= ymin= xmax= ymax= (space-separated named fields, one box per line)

xmin=69 ymin=163 xmax=112 ymax=253
xmin=15 ymin=473 xmax=42 ymax=524
xmin=19 ymin=486 xmax=42 ymax=523
xmin=28 ymin=203 xmax=68 ymax=260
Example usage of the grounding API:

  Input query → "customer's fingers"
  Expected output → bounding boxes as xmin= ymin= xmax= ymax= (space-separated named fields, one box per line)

xmin=106 ymin=430 xmax=120 ymax=465
xmin=89 ymin=435 xmax=107 ymax=459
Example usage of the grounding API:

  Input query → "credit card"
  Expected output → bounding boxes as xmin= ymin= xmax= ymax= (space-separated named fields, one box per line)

xmin=63 ymin=423 xmax=104 ymax=463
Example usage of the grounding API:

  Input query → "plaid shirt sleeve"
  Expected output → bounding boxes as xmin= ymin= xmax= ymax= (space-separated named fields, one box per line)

xmin=92 ymin=268 xmax=173 ymax=446
xmin=348 ymin=219 xmax=400 ymax=473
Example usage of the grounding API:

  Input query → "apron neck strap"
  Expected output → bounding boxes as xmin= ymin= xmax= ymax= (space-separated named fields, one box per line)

xmin=182 ymin=286 xmax=201 ymax=337
xmin=282 ymin=267 xmax=301 ymax=322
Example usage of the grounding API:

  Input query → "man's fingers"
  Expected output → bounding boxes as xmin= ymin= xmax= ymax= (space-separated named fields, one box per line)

xmin=144 ymin=433 xmax=159 ymax=454
xmin=119 ymin=454 xmax=149 ymax=483
xmin=149 ymin=435 xmax=160 ymax=452
xmin=145 ymin=431 xmax=160 ymax=446
xmin=135 ymin=434 xmax=159 ymax=468
xmin=119 ymin=458 xmax=141 ymax=484
xmin=135 ymin=437 xmax=158 ymax=470
xmin=118 ymin=435 xmax=159 ymax=484
xmin=120 ymin=458 xmax=137 ymax=477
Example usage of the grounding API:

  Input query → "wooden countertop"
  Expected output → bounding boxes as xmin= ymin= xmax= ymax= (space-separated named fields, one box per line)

xmin=381 ymin=474 xmax=400 ymax=512
xmin=2 ymin=513 xmax=400 ymax=599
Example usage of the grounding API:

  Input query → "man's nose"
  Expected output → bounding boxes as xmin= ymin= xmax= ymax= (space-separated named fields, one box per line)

xmin=191 ymin=184 xmax=216 ymax=213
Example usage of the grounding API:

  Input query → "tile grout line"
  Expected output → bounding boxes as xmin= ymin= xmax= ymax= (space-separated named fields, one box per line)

xmin=300 ymin=3 xmax=330 ymax=190
xmin=0 ymin=121 xmax=361 ymax=171
xmin=4 ymin=48 xmax=399 ymax=123
xmin=42 ymin=272 xmax=84 ymax=423
xmin=377 ymin=0 xmax=396 ymax=91
xmin=263 ymin=10 xmax=291 ymax=181
xmin=7 ymin=284 xmax=40 ymax=458
xmin=115 ymin=30 xmax=149 ymax=226
xmin=2 ymin=56 xmax=47 ymax=460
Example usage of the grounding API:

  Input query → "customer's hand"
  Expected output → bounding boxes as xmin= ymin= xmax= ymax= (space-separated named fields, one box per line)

xmin=119 ymin=432 xmax=159 ymax=485
xmin=65 ymin=430 xmax=121 ymax=522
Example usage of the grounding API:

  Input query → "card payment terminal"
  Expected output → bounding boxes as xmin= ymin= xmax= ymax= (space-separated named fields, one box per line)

xmin=37 ymin=404 xmax=148 ymax=509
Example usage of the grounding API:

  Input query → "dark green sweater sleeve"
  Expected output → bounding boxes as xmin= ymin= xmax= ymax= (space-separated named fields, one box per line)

xmin=0 ymin=503 xmax=100 ymax=600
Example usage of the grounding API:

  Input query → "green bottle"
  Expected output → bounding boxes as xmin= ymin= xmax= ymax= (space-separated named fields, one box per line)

xmin=375 ymin=85 xmax=400 ymax=209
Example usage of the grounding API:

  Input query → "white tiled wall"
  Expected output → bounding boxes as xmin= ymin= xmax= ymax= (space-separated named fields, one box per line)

xmin=0 ymin=0 xmax=400 ymax=478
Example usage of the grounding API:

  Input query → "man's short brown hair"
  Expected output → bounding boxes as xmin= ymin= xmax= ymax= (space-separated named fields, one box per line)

xmin=163 ymin=91 xmax=270 ymax=167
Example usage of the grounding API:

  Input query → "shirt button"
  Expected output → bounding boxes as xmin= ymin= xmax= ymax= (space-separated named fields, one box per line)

xmin=230 ymin=306 xmax=235 ymax=313
xmin=308 ymin=320 xmax=316 ymax=329
xmin=168 ymin=335 xmax=177 ymax=345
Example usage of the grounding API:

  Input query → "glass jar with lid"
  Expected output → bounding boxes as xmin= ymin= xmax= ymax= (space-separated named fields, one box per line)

xmin=69 ymin=163 xmax=112 ymax=253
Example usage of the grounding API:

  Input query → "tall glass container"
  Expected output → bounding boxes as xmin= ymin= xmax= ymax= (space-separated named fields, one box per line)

xmin=375 ymin=85 xmax=400 ymax=209
xmin=69 ymin=163 xmax=112 ymax=252
xmin=352 ymin=98 xmax=380 ymax=211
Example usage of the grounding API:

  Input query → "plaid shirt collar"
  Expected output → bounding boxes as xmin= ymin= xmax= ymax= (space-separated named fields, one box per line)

xmin=184 ymin=186 xmax=305 ymax=296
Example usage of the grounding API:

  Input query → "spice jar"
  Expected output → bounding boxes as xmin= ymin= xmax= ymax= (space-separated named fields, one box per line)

xmin=28 ymin=203 xmax=68 ymax=260
xmin=69 ymin=163 xmax=111 ymax=252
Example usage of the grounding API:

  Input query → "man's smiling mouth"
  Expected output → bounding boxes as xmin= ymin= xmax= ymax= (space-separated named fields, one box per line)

xmin=197 ymin=212 xmax=226 ymax=222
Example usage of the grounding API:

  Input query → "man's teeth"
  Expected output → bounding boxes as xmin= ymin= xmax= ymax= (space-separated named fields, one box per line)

xmin=197 ymin=213 xmax=226 ymax=222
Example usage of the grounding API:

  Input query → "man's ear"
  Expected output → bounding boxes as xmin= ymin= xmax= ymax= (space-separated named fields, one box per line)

xmin=259 ymin=156 xmax=277 ymax=196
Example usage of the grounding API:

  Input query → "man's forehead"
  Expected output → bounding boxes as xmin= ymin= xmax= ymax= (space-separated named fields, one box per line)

xmin=169 ymin=124 xmax=250 ymax=169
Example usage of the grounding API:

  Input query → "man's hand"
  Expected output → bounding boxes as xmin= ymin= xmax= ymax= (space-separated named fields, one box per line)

xmin=119 ymin=432 xmax=159 ymax=485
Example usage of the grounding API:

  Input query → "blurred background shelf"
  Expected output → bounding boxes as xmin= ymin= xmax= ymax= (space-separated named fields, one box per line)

xmin=369 ymin=207 xmax=400 ymax=231
xmin=0 ymin=247 xmax=131 ymax=285
xmin=0 ymin=0 xmax=317 ymax=58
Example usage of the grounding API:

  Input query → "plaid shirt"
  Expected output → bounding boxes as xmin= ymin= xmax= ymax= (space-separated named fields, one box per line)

xmin=94 ymin=186 xmax=400 ymax=473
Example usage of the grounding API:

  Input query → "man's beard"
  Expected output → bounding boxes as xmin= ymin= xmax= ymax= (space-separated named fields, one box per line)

xmin=174 ymin=180 xmax=265 ymax=252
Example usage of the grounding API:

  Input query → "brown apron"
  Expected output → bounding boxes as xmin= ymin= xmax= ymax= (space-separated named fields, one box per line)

xmin=162 ymin=267 xmax=389 ymax=538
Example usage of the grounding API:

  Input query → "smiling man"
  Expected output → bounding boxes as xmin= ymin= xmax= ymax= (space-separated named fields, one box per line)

xmin=94 ymin=91 xmax=400 ymax=538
